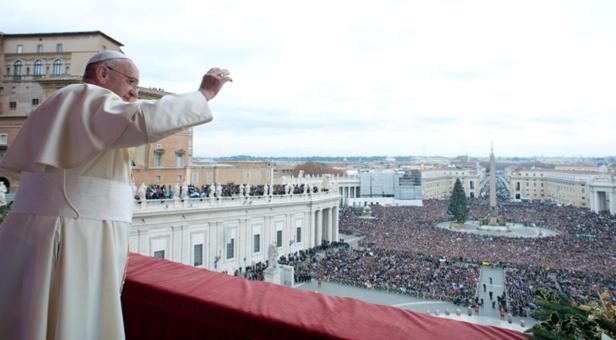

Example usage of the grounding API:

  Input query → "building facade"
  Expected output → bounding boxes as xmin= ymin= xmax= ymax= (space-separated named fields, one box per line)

xmin=130 ymin=191 xmax=340 ymax=273
xmin=347 ymin=167 xmax=481 ymax=206
xmin=193 ymin=162 xmax=274 ymax=186
xmin=0 ymin=31 xmax=197 ymax=194
xmin=507 ymin=167 xmax=616 ymax=214
xmin=0 ymin=31 xmax=124 ymax=130
xmin=0 ymin=31 xmax=126 ymax=192
xmin=421 ymin=167 xmax=482 ymax=200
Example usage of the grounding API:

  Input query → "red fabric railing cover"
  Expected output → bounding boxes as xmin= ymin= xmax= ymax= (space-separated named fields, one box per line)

xmin=121 ymin=253 xmax=527 ymax=340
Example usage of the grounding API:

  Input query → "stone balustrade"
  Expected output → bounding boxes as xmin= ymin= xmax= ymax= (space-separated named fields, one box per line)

xmin=133 ymin=191 xmax=338 ymax=213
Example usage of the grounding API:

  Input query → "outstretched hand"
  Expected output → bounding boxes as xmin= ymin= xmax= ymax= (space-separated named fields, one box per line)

xmin=200 ymin=68 xmax=232 ymax=101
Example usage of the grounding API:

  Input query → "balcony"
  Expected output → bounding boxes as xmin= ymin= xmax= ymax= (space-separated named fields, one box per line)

xmin=121 ymin=253 xmax=527 ymax=339
xmin=133 ymin=191 xmax=339 ymax=213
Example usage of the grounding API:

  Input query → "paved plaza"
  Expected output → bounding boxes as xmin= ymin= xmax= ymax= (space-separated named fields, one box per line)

xmin=295 ymin=266 xmax=537 ymax=333
xmin=435 ymin=221 xmax=558 ymax=238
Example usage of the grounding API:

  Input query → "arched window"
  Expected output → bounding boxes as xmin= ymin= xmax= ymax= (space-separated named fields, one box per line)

xmin=13 ymin=60 xmax=23 ymax=76
xmin=53 ymin=59 xmax=63 ymax=75
xmin=34 ymin=60 xmax=43 ymax=77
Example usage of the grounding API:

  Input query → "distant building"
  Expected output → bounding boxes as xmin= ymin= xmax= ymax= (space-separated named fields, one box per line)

xmin=191 ymin=161 xmax=274 ymax=186
xmin=0 ymin=31 xmax=125 ymax=161
xmin=421 ymin=167 xmax=482 ymax=199
xmin=507 ymin=166 xmax=616 ymax=214
xmin=0 ymin=31 xmax=199 ymax=192
xmin=351 ymin=167 xmax=481 ymax=206
xmin=359 ymin=169 xmax=422 ymax=200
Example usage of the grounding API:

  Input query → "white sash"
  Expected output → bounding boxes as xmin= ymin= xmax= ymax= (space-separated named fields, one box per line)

xmin=11 ymin=172 xmax=133 ymax=223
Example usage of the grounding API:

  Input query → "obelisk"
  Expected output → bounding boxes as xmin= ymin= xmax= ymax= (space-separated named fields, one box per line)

xmin=479 ymin=143 xmax=508 ymax=229
xmin=489 ymin=142 xmax=497 ymax=210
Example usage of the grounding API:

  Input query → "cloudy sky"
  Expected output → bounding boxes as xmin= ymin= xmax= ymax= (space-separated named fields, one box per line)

xmin=4 ymin=0 xmax=616 ymax=157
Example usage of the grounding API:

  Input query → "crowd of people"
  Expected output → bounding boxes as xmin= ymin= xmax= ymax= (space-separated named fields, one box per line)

xmin=335 ymin=200 xmax=616 ymax=316
xmin=233 ymin=261 xmax=269 ymax=281
xmin=136 ymin=183 xmax=324 ymax=200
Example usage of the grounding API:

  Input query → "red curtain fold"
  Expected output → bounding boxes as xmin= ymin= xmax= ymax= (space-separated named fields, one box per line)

xmin=122 ymin=253 xmax=527 ymax=340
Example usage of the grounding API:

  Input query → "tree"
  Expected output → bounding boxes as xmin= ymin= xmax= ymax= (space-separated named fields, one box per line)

xmin=448 ymin=178 xmax=469 ymax=224
xmin=527 ymin=290 xmax=616 ymax=339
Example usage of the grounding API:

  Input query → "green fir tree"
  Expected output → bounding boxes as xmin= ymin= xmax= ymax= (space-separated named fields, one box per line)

xmin=447 ymin=178 xmax=469 ymax=224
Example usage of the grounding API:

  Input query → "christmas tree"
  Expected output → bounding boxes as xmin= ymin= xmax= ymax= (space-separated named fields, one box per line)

xmin=448 ymin=178 xmax=469 ymax=224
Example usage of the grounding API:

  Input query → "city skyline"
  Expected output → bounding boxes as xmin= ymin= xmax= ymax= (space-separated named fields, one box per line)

xmin=3 ymin=0 xmax=616 ymax=157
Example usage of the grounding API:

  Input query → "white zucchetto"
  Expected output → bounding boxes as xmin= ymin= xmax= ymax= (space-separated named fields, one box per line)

xmin=87 ymin=50 xmax=130 ymax=65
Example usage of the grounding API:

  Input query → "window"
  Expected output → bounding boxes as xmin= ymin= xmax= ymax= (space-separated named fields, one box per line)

xmin=225 ymin=228 xmax=236 ymax=260
xmin=32 ymin=98 xmax=39 ymax=106
xmin=37 ymin=44 xmax=43 ymax=53
xmin=253 ymin=234 xmax=261 ymax=254
xmin=53 ymin=59 xmax=63 ymax=75
xmin=9 ymin=102 xmax=16 ymax=110
xmin=176 ymin=175 xmax=182 ymax=182
xmin=154 ymin=152 xmax=162 ymax=166
xmin=176 ymin=153 xmax=184 ymax=167
xmin=276 ymin=230 xmax=283 ymax=248
xmin=155 ymin=175 xmax=161 ymax=183
xmin=153 ymin=250 xmax=165 ymax=259
xmin=252 ymin=225 xmax=262 ymax=254
xmin=16 ymin=45 xmax=23 ymax=53
xmin=13 ymin=60 xmax=23 ymax=77
xmin=296 ymin=227 xmax=302 ymax=243
xmin=0 ymin=134 xmax=8 ymax=145
xmin=193 ymin=244 xmax=203 ymax=266
xmin=33 ymin=60 xmax=43 ymax=77
xmin=56 ymin=43 xmax=63 ymax=53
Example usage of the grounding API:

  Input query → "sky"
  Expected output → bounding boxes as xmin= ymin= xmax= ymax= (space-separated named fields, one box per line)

xmin=3 ymin=0 xmax=616 ymax=158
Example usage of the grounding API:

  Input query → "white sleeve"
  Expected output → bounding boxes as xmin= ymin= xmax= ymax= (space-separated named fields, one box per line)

xmin=98 ymin=91 xmax=213 ymax=148
xmin=0 ymin=84 xmax=213 ymax=172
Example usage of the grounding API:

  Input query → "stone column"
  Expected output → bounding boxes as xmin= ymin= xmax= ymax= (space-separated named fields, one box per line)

xmin=332 ymin=206 xmax=339 ymax=242
xmin=171 ymin=224 xmax=184 ymax=264
xmin=315 ymin=210 xmax=322 ymax=246
xmin=322 ymin=208 xmax=332 ymax=242
xmin=137 ymin=229 xmax=148 ymax=256
xmin=238 ymin=218 xmax=248 ymax=271
xmin=305 ymin=211 xmax=312 ymax=248
xmin=610 ymin=190 xmax=616 ymax=215
xmin=591 ymin=190 xmax=599 ymax=213
xmin=286 ymin=213 xmax=292 ymax=254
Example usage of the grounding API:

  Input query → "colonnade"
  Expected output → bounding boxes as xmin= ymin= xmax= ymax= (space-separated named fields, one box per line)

xmin=590 ymin=185 xmax=616 ymax=215
xmin=339 ymin=185 xmax=361 ymax=206
xmin=312 ymin=206 xmax=339 ymax=247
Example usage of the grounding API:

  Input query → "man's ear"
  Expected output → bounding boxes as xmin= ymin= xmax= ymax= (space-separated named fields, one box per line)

xmin=95 ymin=64 xmax=109 ymax=84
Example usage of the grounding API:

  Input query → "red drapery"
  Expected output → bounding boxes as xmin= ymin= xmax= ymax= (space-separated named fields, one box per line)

xmin=122 ymin=253 xmax=527 ymax=339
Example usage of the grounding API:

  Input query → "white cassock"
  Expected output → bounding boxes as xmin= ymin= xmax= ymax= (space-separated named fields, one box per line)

xmin=0 ymin=83 xmax=213 ymax=340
